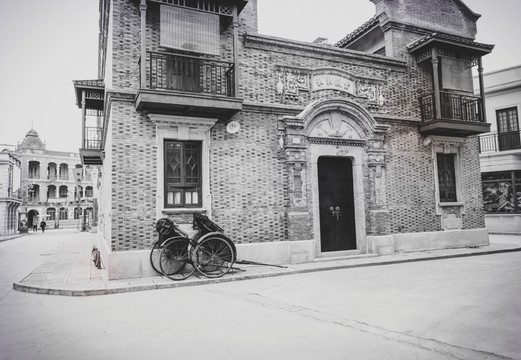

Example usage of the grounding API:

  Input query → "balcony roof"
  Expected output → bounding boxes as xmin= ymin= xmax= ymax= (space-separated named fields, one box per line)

xmin=73 ymin=79 xmax=105 ymax=111
xmin=407 ymin=32 xmax=494 ymax=56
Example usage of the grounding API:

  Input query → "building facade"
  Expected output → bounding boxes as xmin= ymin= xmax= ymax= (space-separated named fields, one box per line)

xmin=74 ymin=0 xmax=494 ymax=279
xmin=16 ymin=129 xmax=97 ymax=230
xmin=0 ymin=149 xmax=22 ymax=236
xmin=477 ymin=64 xmax=521 ymax=233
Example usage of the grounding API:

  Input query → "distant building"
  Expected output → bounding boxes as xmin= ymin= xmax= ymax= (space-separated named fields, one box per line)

xmin=16 ymin=129 xmax=97 ymax=230
xmin=74 ymin=0 xmax=494 ymax=280
xmin=0 ymin=148 xmax=22 ymax=236
xmin=477 ymin=64 xmax=521 ymax=233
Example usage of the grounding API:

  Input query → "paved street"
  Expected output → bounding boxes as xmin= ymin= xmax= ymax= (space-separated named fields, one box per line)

xmin=1 ymin=230 xmax=520 ymax=360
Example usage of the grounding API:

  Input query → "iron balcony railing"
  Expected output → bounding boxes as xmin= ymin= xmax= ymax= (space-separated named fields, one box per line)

xmin=142 ymin=51 xmax=235 ymax=97
xmin=479 ymin=131 xmax=521 ymax=153
xmin=84 ymin=127 xmax=102 ymax=150
xmin=419 ymin=91 xmax=484 ymax=123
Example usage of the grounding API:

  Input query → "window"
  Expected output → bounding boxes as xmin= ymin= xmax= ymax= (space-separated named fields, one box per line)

xmin=75 ymin=186 xmax=84 ymax=198
xmin=59 ymin=163 xmax=69 ymax=180
xmin=85 ymin=186 xmax=93 ymax=198
xmin=496 ymin=107 xmax=520 ymax=151
xmin=160 ymin=5 xmax=220 ymax=55
xmin=164 ymin=140 xmax=201 ymax=207
xmin=437 ymin=153 xmax=457 ymax=202
xmin=59 ymin=185 xmax=68 ymax=198
xmin=29 ymin=161 xmax=39 ymax=179
xmin=47 ymin=185 xmax=57 ymax=199
xmin=30 ymin=185 xmax=40 ymax=202
xmin=74 ymin=207 xmax=82 ymax=220
xmin=59 ymin=207 xmax=68 ymax=220
xmin=482 ymin=171 xmax=521 ymax=213
xmin=47 ymin=162 xmax=57 ymax=180
xmin=47 ymin=208 xmax=56 ymax=221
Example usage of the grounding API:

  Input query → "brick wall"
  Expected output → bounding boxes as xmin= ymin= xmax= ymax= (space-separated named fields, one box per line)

xmin=460 ymin=135 xmax=486 ymax=229
xmin=109 ymin=99 xmax=157 ymax=251
xmin=375 ymin=0 xmax=477 ymax=39
xmin=210 ymin=111 xmax=289 ymax=244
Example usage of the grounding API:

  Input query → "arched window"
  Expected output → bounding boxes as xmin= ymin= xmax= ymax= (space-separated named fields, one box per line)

xmin=85 ymin=186 xmax=93 ymax=198
xmin=74 ymin=165 xmax=84 ymax=181
xmin=47 ymin=185 xmax=57 ymax=199
xmin=59 ymin=185 xmax=68 ymax=198
xmin=47 ymin=208 xmax=56 ymax=221
xmin=75 ymin=185 xmax=84 ymax=199
xmin=59 ymin=163 xmax=69 ymax=180
xmin=59 ymin=207 xmax=68 ymax=220
xmin=29 ymin=161 xmax=40 ymax=179
xmin=74 ymin=207 xmax=82 ymax=220
xmin=47 ymin=162 xmax=57 ymax=180
xmin=30 ymin=185 xmax=40 ymax=202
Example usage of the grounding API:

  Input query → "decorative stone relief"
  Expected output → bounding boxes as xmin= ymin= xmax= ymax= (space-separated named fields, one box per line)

xmin=276 ymin=66 xmax=385 ymax=105
xmin=276 ymin=67 xmax=310 ymax=103
xmin=308 ymin=111 xmax=364 ymax=140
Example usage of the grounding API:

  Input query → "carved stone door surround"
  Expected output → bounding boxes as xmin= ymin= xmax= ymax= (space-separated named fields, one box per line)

xmin=279 ymin=99 xmax=390 ymax=256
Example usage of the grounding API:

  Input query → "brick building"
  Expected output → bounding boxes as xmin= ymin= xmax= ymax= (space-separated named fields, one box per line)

xmin=74 ymin=0 xmax=494 ymax=279
xmin=0 ymin=148 xmax=22 ymax=236
xmin=477 ymin=64 xmax=521 ymax=233
xmin=16 ymin=129 xmax=97 ymax=231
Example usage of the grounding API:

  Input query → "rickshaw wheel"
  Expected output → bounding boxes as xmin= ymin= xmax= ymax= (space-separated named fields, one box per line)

xmin=159 ymin=238 xmax=195 ymax=281
xmin=193 ymin=235 xmax=235 ymax=278
xmin=150 ymin=236 xmax=184 ymax=275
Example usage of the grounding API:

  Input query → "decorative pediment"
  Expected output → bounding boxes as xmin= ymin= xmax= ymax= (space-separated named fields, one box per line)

xmin=275 ymin=66 xmax=386 ymax=105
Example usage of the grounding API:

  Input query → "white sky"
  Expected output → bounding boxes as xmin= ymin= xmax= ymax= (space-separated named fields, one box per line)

xmin=0 ymin=0 xmax=519 ymax=153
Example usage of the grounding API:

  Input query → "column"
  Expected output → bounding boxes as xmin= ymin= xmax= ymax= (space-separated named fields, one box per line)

xmin=431 ymin=48 xmax=442 ymax=120
xmin=140 ymin=0 xmax=147 ymax=89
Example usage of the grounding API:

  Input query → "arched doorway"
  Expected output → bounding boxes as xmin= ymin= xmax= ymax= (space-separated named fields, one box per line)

xmin=27 ymin=210 xmax=39 ymax=231
xmin=281 ymin=99 xmax=390 ymax=257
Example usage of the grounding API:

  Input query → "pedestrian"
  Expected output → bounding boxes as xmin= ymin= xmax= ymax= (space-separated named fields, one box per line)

xmin=40 ymin=220 xmax=47 ymax=233
xmin=33 ymin=220 xmax=38 ymax=232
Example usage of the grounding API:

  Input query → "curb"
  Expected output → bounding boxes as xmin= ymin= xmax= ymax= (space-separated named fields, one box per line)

xmin=12 ymin=245 xmax=521 ymax=297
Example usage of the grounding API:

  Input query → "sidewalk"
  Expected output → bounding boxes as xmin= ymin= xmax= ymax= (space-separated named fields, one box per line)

xmin=12 ymin=232 xmax=521 ymax=296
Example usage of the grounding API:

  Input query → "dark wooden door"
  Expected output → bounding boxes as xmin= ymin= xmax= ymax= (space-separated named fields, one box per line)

xmin=318 ymin=157 xmax=356 ymax=252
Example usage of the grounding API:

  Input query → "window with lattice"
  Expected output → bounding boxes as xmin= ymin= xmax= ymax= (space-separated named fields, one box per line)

xmin=437 ymin=153 xmax=457 ymax=202
xmin=164 ymin=140 xmax=201 ymax=207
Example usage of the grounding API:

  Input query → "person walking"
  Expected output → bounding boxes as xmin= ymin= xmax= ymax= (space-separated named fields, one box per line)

xmin=40 ymin=220 xmax=47 ymax=233
xmin=33 ymin=220 xmax=38 ymax=232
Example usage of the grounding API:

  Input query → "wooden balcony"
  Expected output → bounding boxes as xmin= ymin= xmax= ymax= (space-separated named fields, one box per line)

xmin=73 ymin=80 xmax=105 ymax=166
xmin=136 ymin=52 xmax=242 ymax=117
xmin=419 ymin=91 xmax=490 ymax=137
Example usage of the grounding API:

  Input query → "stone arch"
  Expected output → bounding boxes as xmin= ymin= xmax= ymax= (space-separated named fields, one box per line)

xmin=280 ymin=98 xmax=390 ymax=257
xmin=301 ymin=99 xmax=378 ymax=140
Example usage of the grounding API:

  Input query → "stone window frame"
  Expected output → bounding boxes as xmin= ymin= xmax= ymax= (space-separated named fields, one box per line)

xmin=163 ymin=140 xmax=202 ymax=208
xmin=59 ymin=207 xmax=68 ymax=220
xmin=149 ymin=114 xmax=217 ymax=218
xmin=428 ymin=136 xmax=465 ymax=214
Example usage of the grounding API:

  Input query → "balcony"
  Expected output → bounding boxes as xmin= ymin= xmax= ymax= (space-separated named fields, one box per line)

xmin=419 ymin=91 xmax=490 ymax=137
xmin=73 ymin=80 xmax=105 ymax=166
xmin=136 ymin=52 xmax=242 ymax=117
xmin=479 ymin=131 xmax=521 ymax=153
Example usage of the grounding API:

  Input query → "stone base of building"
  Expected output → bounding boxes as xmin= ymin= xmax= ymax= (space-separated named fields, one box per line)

xmin=102 ymin=229 xmax=490 ymax=280
xmin=485 ymin=214 xmax=521 ymax=234
xmin=368 ymin=228 xmax=490 ymax=255
xmin=105 ymin=240 xmax=315 ymax=280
